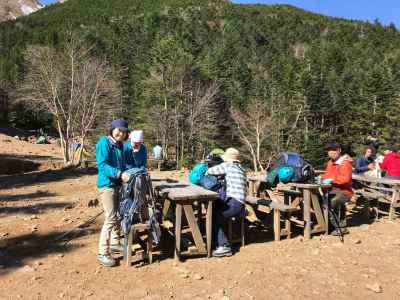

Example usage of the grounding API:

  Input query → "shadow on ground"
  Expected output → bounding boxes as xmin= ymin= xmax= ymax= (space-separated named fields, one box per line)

xmin=0 ymin=228 xmax=99 ymax=276
xmin=0 ymin=190 xmax=58 ymax=202
xmin=0 ymin=201 xmax=73 ymax=215
xmin=0 ymin=167 xmax=97 ymax=190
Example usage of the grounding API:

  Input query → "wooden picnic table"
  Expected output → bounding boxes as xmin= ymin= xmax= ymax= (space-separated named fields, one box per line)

xmin=352 ymin=174 xmax=400 ymax=220
xmin=152 ymin=179 xmax=219 ymax=259
xmin=286 ymin=182 xmax=329 ymax=239
xmin=247 ymin=175 xmax=330 ymax=239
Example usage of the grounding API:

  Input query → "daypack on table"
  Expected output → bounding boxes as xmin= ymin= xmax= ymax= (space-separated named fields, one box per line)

xmin=267 ymin=152 xmax=314 ymax=185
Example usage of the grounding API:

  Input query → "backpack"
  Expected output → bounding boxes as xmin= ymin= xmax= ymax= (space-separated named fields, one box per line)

xmin=199 ymin=175 xmax=220 ymax=191
xmin=188 ymin=163 xmax=208 ymax=184
xmin=270 ymin=152 xmax=314 ymax=183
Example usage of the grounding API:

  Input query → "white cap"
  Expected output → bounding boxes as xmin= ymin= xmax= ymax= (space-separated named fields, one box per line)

xmin=130 ymin=130 xmax=144 ymax=143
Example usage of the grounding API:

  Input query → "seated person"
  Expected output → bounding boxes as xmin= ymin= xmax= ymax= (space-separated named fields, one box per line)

xmin=380 ymin=144 xmax=400 ymax=179
xmin=124 ymin=130 xmax=147 ymax=170
xmin=322 ymin=143 xmax=353 ymax=235
xmin=354 ymin=146 xmax=375 ymax=174
xmin=205 ymin=148 xmax=247 ymax=257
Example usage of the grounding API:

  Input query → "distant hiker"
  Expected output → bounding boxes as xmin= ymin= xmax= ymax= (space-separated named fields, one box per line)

xmin=205 ymin=148 xmax=247 ymax=257
xmin=125 ymin=130 xmax=147 ymax=169
xmin=152 ymin=145 xmax=162 ymax=160
xmin=322 ymin=143 xmax=353 ymax=236
xmin=380 ymin=144 xmax=400 ymax=179
xmin=354 ymin=146 xmax=375 ymax=174
xmin=96 ymin=119 xmax=131 ymax=267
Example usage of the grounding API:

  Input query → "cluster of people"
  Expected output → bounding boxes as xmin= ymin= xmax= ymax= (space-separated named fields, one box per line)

xmin=354 ymin=144 xmax=400 ymax=179
xmin=95 ymin=118 xmax=399 ymax=266
xmin=95 ymin=118 xmax=247 ymax=265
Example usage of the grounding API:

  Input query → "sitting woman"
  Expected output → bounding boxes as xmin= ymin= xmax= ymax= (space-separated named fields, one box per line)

xmin=124 ymin=130 xmax=147 ymax=170
xmin=205 ymin=148 xmax=247 ymax=257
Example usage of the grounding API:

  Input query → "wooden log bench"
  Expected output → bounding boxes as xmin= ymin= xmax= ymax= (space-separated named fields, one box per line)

xmin=245 ymin=195 xmax=300 ymax=241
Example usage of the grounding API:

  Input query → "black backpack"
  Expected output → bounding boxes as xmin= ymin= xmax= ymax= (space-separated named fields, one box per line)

xmin=271 ymin=152 xmax=314 ymax=183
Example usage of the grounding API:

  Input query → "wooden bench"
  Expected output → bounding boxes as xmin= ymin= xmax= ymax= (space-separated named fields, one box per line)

xmin=245 ymin=195 xmax=300 ymax=241
xmin=353 ymin=174 xmax=400 ymax=220
xmin=124 ymin=222 xmax=154 ymax=266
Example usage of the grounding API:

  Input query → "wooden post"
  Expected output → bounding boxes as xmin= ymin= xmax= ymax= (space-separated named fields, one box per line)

xmin=389 ymin=187 xmax=400 ymax=221
xmin=303 ymin=189 xmax=311 ymax=240
xmin=321 ymin=189 xmax=329 ymax=235
xmin=206 ymin=200 xmax=213 ymax=257
xmin=175 ymin=204 xmax=182 ymax=261
xmin=284 ymin=194 xmax=291 ymax=239
xmin=273 ymin=208 xmax=281 ymax=241
xmin=125 ymin=228 xmax=133 ymax=267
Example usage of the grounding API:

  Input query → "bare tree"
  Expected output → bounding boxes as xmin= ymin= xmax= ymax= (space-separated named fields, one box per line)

xmin=18 ymin=34 xmax=121 ymax=165
xmin=231 ymin=98 xmax=278 ymax=172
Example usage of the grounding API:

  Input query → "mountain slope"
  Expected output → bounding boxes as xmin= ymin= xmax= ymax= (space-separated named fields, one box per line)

xmin=0 ymin=0 xmax=43 ymax=21
xmin=1 ymin=0 xmax=400 ymax=164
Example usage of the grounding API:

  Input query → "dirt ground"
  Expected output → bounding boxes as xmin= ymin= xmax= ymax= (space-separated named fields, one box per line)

xmin=1 ymin=133 xmax=400 ymax=300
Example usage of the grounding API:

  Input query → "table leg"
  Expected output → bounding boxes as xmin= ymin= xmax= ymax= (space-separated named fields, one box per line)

xmin=162 ymin=199 xmax=171 ymax=219
xmin=183 ymin=205 xmax=207 ymax=254
xmin=273 ymin=208 xmax=281 ymax=241
xmin=175 ymin=204 xmax=182 ymax=261
xmin=311 ymin=193 xmax=326 ymax=232
xmin=249 ymin=181 xmax=255 ymax=196
xmin=303 ymin=189 xmax=311 ymax=240
xmin=206 ymin=200 xmax=213 ymax=257
xmin=322 ymin=191 xmax=329 ymax=235
xmin=389 ymin=189 xmax=400 ymax=221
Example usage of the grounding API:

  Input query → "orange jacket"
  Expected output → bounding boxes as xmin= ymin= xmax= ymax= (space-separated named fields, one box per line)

xmin=322 ymin=155 xmax=353 ymax=198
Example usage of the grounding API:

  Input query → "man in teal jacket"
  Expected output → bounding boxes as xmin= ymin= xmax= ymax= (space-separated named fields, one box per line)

xmin=96 ymin=119 xmax=130 ymax=267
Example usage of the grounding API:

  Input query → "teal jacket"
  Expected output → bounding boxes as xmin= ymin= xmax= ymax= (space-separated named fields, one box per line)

xmin=96 ymin=136 xmax=126 ymax=188
xmin=124 ymin=142 xmax=147 ymax=169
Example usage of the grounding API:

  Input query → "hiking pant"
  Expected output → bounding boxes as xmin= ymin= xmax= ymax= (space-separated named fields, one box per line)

xmin=98 ymin=187 xmax=121 ymax=255
xmin=329 ymin=191 xmax=349 ymax=229
xmin=213 ymin=198 xmax=244 ymax=247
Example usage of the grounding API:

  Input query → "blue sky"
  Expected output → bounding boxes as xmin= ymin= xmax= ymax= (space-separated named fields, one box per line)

xmin=233 ymin=0 xmax=399 ymax=27
xmin=41 ymin=0 xmax=399 ymax=27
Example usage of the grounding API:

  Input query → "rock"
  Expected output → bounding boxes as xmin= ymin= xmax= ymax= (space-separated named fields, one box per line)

xmin=31 ymin=225 xmax=38 ymax=232
xmin=21 ymin=265 xmax=36 ymax=273
xmin=35 ymin=261 xmax=43 ymax=267
xmin=62 ymin=218 xmax=69 ymax=222
xmin=360 ymin=224 xmax=370 ymax=231
xmin=179 ymin=273 xmax=189 ymax=279
xmin=87 ymin=199 xmax=99 ymax=207
xmin=0 ymin=232 xmax=9 ymax=237
xmin=30 ymin=215 xmax=39 ymax=220
xmin=366 ymin=283 xmax=382 ymax=293
xmin=31 ymin=276 xmax=42 ymax=281
xmin=193 ymin=274 xmax=203 ymax=280
xmin=59 ymin=293 xmax=65 ymax=298
xmin=221 ymin=296 xmax=230 ymax=300
xmin=354 ymin=239 xmax=362 ymax=244
xmin=246 ymin=270 xmax=253 ymax=275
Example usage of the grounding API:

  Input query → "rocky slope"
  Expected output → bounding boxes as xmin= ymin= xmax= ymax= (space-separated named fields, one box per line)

xmin=0 ymin=0 xmax=43 ymax=21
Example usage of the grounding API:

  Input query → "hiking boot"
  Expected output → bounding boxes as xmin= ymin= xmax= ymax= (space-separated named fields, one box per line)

xmin=110 ymin=244 xmax=124 ymax=254
xmin=212 ymin=246 xmax=232 ymax=257
xmin=97 ymin=254 xmax=117 ymax=267
xmin=331 ymin=227 xmax=349 ymax=236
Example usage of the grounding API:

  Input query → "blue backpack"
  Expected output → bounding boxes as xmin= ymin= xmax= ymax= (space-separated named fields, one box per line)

xmin=188 ymin=163 xmax=208 ymax=184
xmin=272 ymin=152 xmax=314 ymax=183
